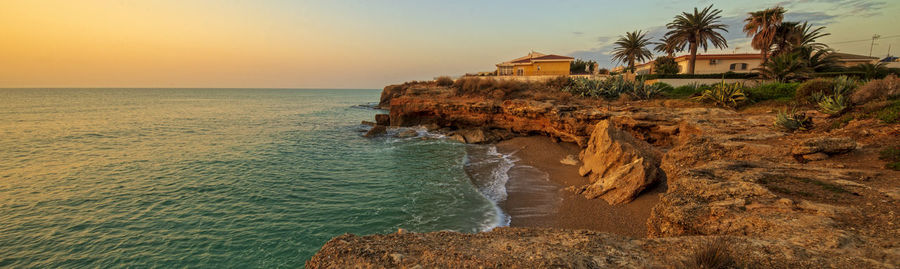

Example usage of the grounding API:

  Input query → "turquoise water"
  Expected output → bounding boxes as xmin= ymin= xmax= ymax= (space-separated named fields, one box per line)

xmin=0 ymin=89 xmax=503 ymax=267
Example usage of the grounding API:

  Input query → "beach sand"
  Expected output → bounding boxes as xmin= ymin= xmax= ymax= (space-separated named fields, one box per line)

xmin=495 ymin=136 xmax=663 ymax=238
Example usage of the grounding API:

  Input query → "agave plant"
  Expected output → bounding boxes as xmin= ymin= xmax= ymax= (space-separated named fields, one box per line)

xmin=817 ymin=94 xmax=848 ymax=115
xmin=808 ymin=91 xmax=826 ymax=104
xmin=774 ymin=108 xmax=813 ymax=132
xmin=630 ymin=79 xmax=663 ymax=100
xmin=831 ymin=75 xmax=859 ymax=96
xmin=694 ymin=82 xmax=747 ymax=108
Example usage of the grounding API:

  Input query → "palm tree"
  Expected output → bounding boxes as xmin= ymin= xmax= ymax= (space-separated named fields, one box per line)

xmin=850 ymin=62 xmax=888 ymax=80
xmin=665 ymin=5 xmax=729 ymax=74
xmin=797 ymin=46 xmax=841 ymax=72
xmin=754 ymin=52 xmax=810 ymax=82
xmin=771 ymin=21 xmax=830 ymax=57
xmin=611 ymin=30 xmax=653 ymax=73
xmin=653 ymin=36 xmax=683 ymax=57
xmin=744 ymin=7 xmax=786 ymax=63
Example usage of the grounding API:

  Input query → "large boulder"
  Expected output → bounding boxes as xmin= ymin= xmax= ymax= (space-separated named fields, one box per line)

xmin=576 ymin=120 xmax=663 ymax=204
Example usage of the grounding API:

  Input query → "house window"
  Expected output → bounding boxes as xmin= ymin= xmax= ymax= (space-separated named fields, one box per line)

xmin=730 ymin=63 xmax=749 ymax=71
xmin=537 ymin=65 xmax=541 ymax=71
xmin=517 ymin=69 xmax=524 ymax=76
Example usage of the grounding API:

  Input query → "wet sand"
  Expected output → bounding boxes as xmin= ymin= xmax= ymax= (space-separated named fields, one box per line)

xmin=495 ymin=136 xmax=663 ymax=238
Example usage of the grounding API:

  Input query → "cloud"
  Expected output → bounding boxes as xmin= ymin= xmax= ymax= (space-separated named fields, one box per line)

xmin=572 ymin=31 xmax=584 ymax=36
xmin=777 ymin=0 xmax=887 ymax=16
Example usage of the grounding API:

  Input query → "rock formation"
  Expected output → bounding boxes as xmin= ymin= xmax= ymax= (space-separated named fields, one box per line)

xmin=325 ymin=82 xmax=900 ymax=268
xmin=576 ymin=120 xmax=663 ymax=204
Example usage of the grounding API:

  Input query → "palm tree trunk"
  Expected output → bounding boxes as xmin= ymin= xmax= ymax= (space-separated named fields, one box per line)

xmin=761 ymin=49 xmax=768 ymax=64
xmin=629 ymin=58 xmax=635 ymax=73
xmin=688 ymin=42 xmax=698 ymax=74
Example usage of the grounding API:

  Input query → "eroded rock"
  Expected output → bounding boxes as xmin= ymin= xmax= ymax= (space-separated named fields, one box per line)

xmin=577 ymin=120 xmax=663 ymax=205
xmin=791 ymin=137 xmax=857 ymax=156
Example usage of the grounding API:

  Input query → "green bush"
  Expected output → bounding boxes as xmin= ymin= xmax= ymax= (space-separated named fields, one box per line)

xmin=774 ymin=108 xmax=813 ymax=132
xmin=693 ymin=82 xmax=747 ymax=108
xmin=435 ymin=76 xmax=454 ymax=87
xmin=795 ymin=78 xmax=834 ymax=103
xmin=665 ymin=84 xmax=706 ymax=99
xmin=873 ymin=99 xmax=900 ymax=124
xmin=745 ymin=82 xmax=799 ymax=102
xmin=544 ymin=76 xmax=571 ymax=90
xmin=653 ymin=56 xmax=679 ymax=75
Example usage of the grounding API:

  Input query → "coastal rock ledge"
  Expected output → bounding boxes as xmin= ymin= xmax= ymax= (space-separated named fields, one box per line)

xmin=311 ymin=82 xmax=900 ymax=268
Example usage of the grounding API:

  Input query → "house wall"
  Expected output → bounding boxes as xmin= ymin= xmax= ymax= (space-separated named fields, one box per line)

xmin=516 ymin=61 xmax=570 ymax=76
xmin=676 ymin=58 xmax=762 ymax=74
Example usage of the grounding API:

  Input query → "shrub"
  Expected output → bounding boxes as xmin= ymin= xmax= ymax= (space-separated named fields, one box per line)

xmin=817 ymin=94 xmax=849 ymax=115
xmin=563 ymin=76 xmax=636 ymax=99
xmin=774 ymin=108 xmax=813 ymax=132
xmin=630 ymin=80 xmax=663 ymax=100
xmin=850 ymin=74 xmax=900 ymax=104
xmin=666 ymin=84 xmax=705 ymax=99
xmin=544 ymin=76 xmax=572 ymax=90
xmin=880 ymin=146 xmax=900 ymax=171
xmin=652 ymin=82 xmax=674 ymax=92
xmin=745 ymin=82 xmax=799 ymax=102
xmin=694 ymin=82 xmax=747 ymax=108
xmin=653 ymin=56 xmax=679 ymax=75
xmin=795 ymin=78 xmax=834 ymax=103
xmin=435 ymin=76 xmax=454 ymax=87
xmin=872 ymin=99 xmax=900 ymax=124
xmin=637 ymin=72 xmax=758 ymax=80
xmin=679 ymin=237 xmax=736 ymax=269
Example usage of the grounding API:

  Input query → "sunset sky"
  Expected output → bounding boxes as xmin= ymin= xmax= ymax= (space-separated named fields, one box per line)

xmin=1 ymin=0 xmax=897 ymax=89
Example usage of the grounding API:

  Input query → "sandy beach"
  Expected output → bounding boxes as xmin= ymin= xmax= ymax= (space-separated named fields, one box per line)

xmin=495 ymin=136 xmax=663 ymax=238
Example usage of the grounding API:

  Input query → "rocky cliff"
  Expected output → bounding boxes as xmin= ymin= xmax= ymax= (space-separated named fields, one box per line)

xmin=309 ymin=83 xmax=900 ymax=268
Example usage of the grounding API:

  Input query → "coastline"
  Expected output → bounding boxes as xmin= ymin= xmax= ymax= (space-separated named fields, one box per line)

xmin=494 ymin=136 xmax=661 ymax=238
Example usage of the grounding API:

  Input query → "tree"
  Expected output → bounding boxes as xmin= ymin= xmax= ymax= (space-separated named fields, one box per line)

xmin=570 ymin=59 xmax=597 ymax=74
xmin=771 ymin=21 xmax=830 ymax=57
xmin=665 ymin=5 xmax=729 ymax=74
xmin=611 ymin=30 xmax=653 ymax=73
xmin=797 ymin=46 xmax=841 ymax=72
xmin=653 ymin=56 xmax=679 ymax=75
xmin=754 ymin=52 xmax=810 ymax=82
xmin=744 ymin=6 xmax=786 ymax=63
xmin=850 ymin=62 xmax=889 ymax=80
xmin=653 ymin=36 xmax=683 ymax=58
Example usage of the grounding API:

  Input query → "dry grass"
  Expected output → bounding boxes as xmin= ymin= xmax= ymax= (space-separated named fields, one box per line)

xmin=679 ymin=237 xmax=738 ymax=269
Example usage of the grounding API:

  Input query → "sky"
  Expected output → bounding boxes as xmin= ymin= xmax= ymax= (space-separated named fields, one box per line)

xmin=1 ymin=0 xmax=897 ymax=89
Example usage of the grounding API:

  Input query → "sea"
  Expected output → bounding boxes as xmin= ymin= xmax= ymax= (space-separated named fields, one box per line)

xmin=0 ymin=88 xmax=515 ymax=267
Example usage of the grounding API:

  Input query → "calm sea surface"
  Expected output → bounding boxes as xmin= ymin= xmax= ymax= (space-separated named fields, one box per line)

xmin=0 ymin=89 xmax=504 ymax=267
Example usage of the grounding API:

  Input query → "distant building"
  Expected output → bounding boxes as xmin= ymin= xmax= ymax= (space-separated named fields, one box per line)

xmin=831 ymin=52 xmax=879 ymax=67
xmin=634 ymin=53 xmax=763 ymax=75
xmin=496 ymin=51 xmax=574 ymax=76
xmin=881 ymin=56 xmax=900 ymax=68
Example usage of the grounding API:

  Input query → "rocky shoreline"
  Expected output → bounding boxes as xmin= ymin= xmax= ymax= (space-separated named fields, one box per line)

xmin=310 ymin=82 xmax=900 ymax=268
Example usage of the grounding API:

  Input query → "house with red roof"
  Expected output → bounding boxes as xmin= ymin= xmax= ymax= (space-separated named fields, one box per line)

xmin=496 ymin=51 xmax=574 ymax=76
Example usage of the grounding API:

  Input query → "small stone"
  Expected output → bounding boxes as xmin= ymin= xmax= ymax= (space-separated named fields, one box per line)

xmin=389 ymin=253 xmax=404 ymax=263
xmin=560 ymin=155 xmax=579 ymax=166
xmin=361 ymin=121 xmax=376 ymax=126
xmin=803 ymin=152 xmax=829 ymax=161
xmin=397 ymin=228 xmax=407 ymax=234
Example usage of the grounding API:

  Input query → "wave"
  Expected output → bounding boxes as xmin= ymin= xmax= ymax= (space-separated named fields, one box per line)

xmin=464 ymin=145 xmax=516 ymax=231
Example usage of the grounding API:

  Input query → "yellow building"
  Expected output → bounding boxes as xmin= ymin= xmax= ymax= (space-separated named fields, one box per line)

xmin=496 ymin=52 xmax=574 ymax=76
xmin=634 ymin=53 xmax=763 ymax=75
